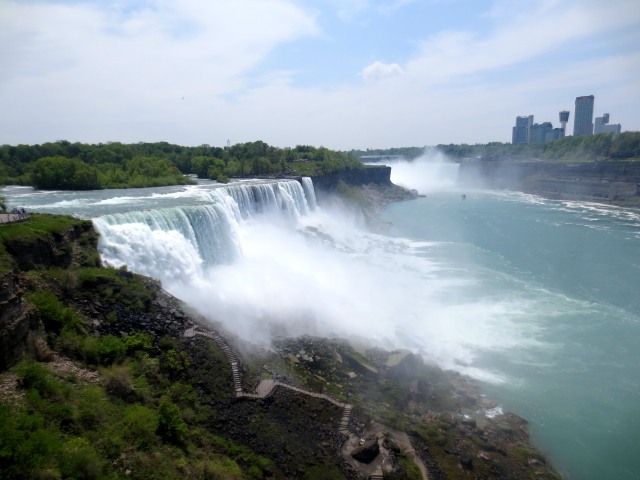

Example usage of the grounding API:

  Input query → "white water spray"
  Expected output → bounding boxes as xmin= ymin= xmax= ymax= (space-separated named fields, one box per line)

xmin=93 ymin=176 xmax=536 ymax=383
xmin=367 ymin=147 xmax=460 ymax=193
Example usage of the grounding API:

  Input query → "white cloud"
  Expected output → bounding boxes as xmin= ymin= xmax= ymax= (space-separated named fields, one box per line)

xmin=0 ymin=0 xmax=638 ymax=148
xmin=0 ymin=0 xmax=318 ymax=100
xmin=360 ymin=61 xmax=404 ymax=82
xmin=403 ymin=0 xmax=640 ymax=85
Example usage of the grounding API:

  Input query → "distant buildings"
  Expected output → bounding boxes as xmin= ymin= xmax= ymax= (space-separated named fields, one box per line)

xmin=529 ymin=122 xmax=565 ymax=143
xmin=594 ymin=113 xmax=622 ymax=135
xmin=512 ymin=115 xmax=533 ymax=145
xmin=573 ymin=95 xmax=595 ymax=136
xmin=510 ymin=95 xmax=622 ymax=143
xmin=512 ymin=115 xmax=564 ymax=145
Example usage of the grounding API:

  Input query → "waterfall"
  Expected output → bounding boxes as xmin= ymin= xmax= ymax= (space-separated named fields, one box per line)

xmin=301 ymin=177 xmax=317 ymax=211
xmin=93 ymin=179 xmax=316 ymax=278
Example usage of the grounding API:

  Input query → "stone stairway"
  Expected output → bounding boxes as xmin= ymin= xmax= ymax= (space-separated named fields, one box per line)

xmin=192 ymin=326 xmax=354 ymax=436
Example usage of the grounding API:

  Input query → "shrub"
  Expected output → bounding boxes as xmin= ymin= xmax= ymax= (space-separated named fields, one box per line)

xmin=157 ymin=399 xmax=187 ymax=444
xmin=0 ymin=404 xmax=61 ymax=479
xmin=164 ymin=349 xmax=190 ymax=371
xmin=97 ymin=336 xmax=126 ymax=365
xmin=102 ymin=367 xmax=137 ymax=403
xmin=59 ymin=437 xmax=104 ymax=479
xmin=122 ymin=405 xmax=158 ymax=450
xmin=30 ymin=290 xmax=82 ymax=333
xmin=15 ymin=360 xmax=57 ymax=397
xmin=106 ymin=311 xmax=117 ymax=324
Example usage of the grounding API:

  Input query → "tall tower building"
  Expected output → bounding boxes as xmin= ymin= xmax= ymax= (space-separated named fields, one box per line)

xmin=573 ymin=95 xmax=594 ymax=136
xmin=559 ymin=111 xmax=570 ymax=138
xmin=512 ymin=115 xmax=534 ymax=144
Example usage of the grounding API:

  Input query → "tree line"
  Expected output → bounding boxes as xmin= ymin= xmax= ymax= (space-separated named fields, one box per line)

xmin=350 ymin=132 xmax=640 ymax=163
xmin=0 ymin=140 xmax=364 ymax=190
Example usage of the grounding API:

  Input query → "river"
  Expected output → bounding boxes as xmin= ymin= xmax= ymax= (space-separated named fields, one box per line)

xmin=3 ymin=166 xmax=640 ymax=480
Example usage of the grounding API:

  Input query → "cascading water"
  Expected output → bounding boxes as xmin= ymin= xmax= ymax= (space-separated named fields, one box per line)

xmin=301 ymin=177 xmax=317 ymax=210
xmin=94 ymin=179 xmax=311 ymax=278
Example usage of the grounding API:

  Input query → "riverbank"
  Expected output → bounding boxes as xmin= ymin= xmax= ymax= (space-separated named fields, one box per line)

xmin=458 ymin=159 xmax=640 ymax=207
xmin=0 ymin=213 xmax=561 ymax=479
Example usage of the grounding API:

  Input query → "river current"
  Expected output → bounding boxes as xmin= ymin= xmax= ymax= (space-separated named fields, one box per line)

xmin=3 ymin=165 xmax=640 ymax=480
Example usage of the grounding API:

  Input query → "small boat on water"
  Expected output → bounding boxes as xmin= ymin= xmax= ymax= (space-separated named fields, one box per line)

xmin=461 ymin=194 xmax=466 ymax=200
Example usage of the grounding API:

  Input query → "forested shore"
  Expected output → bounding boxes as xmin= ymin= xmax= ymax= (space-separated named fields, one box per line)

xmin=0 ymin=141 xmax=363 ymax=190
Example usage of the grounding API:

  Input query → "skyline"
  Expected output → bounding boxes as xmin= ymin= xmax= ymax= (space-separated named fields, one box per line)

xmin=1 ymin=0 xmax=639 ymax=150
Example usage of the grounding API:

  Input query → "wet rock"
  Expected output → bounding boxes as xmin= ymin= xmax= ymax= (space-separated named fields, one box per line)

xmin=350 ymin=438 xmax=379 ymax=464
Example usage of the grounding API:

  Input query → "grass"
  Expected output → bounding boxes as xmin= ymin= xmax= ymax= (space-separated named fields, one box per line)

xmin=0 ymin=213 xmax=94 ymax=274
xmin=286 ymin=162 xmax=322 ymax=176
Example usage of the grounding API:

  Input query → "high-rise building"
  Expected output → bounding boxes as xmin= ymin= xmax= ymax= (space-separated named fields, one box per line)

xmin=594 ymin=113 xmax=622 ymax=135
xmin=574 ymin=95 xmax=594 ymax=136
xmin=529 ymin=122 xmax=554 ymax=143
xmin=601 ymin=123 xmax=621 ymax=135
xmin=512 ymin=115 xmax=533 ymax=144
xmin=559 ymin=111 xmax=570 ymax=138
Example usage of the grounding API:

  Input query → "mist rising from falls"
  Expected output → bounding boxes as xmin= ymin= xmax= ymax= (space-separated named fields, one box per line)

xmin=93 ymin=177 xmax=532 ymax=383
xmin=374 ymin=147 xmax=460 ymax=193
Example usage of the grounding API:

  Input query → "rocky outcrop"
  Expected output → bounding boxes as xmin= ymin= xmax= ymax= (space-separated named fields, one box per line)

xmin=0 ymin=271 xmax=45 ymax=371
xmin=311 ymin=166 xmax=393 ymax=192
xmin=0 ymin=215 xmax=99 ymax=373
xmin=459 ymin=160 xmax=640 ymax=204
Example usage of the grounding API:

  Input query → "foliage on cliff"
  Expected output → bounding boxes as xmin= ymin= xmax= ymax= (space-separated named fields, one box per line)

xmin=0 ymin=140 xmax=363 ymax=188
xmin=0 ymin=214 xmax=273 ymax=479
xmin=437 ymin=131 xmax=640 ymax=162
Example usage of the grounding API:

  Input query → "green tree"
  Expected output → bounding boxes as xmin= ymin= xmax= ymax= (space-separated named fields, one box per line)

xmin=32 ymin=156 xmax=100 ymax=190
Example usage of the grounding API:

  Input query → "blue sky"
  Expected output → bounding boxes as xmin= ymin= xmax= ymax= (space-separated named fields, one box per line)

xmin=0 ymin=0 xmax=638 ymax=149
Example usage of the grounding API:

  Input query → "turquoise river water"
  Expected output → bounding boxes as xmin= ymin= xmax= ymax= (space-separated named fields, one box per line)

xmin=2 ymin=168 xmax=640 ymax=480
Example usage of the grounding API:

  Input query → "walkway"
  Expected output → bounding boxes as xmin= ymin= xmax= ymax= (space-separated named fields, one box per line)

xmin=188 ymin=326 xmax=355 ymax=436
xmin=0 ymin=213 xmax=30 ymax=224
xmin=185 ymin=323 xmax=426 ymax=480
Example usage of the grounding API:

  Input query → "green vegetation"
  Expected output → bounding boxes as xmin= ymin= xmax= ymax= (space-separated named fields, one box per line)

xmin=0 ymin=195 xmax=7 ymax=212
xmin=350 ymin=131 xmax=640 ymax=163
xmin=0 ymin=213 xmax=273 ymax=478
xmin=335 ymin=180 xmax=370 ymax=209
xmin=438 ymin=131 xmax=640 ymax=162
xmin=0 ymin=140 xmax=364 ymax=189
xmin=1 ymin=356 xmax=273 ymax=479
xmin=348 ymin=146 xmax=425 ymax=160
xmin=286 ymin=146 xmax=364 ymax=176
xmin=0 ymin=213 xmax=95 ymax=274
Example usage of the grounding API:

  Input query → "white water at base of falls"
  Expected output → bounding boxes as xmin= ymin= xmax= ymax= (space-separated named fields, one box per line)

xmin=91 ymin=177 xmax=537 ymax=384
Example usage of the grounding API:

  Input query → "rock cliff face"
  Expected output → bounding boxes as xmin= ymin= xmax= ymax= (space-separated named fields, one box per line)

xmin=459 ymin=160 xmax=640 ymax=204
xmin=311 ymin=166 xmax=392 ymax=192
xmin=0 ymin=271 xmax=43 ymax=371
xmin=0 ymin=216 xmax=98 ymax=372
